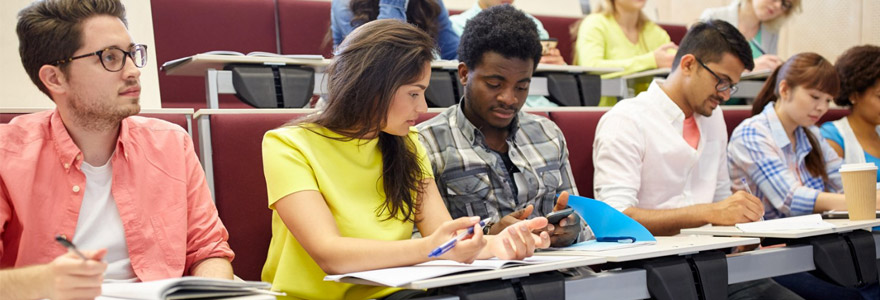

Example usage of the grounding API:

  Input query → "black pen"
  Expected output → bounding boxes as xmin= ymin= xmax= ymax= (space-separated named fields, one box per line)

xmin=55 ymin=235 xmax=88 ymax=260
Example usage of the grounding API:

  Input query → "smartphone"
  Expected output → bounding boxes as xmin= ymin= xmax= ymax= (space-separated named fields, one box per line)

xmin=546 ymin=207 xmax=574 ymax=224
xmin=540 ymin=38 xmax=558 ymax=56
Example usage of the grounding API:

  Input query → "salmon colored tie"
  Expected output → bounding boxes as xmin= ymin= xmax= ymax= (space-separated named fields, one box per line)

xmin=683 ymin=115 xmax=700 ymax=149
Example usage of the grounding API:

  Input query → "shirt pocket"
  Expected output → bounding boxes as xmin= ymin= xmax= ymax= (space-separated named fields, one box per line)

xmin=149 ymin=202 xmax=187 ymax=275
xmin=444 ymin=168 xmax=492 ymax=219
xmin=535 ymin=164 xmax=563 ymax=216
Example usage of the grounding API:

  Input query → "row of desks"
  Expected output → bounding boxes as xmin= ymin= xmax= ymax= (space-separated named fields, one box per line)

xmin=392 ymin=219 xmax=880 ymax=299
xmin=161 ymin=54 xmax=771 ymax=109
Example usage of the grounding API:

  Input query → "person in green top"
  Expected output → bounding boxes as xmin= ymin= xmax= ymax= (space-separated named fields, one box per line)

xmin=573 ymin=0 xmax=678 ymax=106
xmin=261 ymin=19 xmax=551 ymax=300
xmin=700 ymin=0 xmax=803 ymax=72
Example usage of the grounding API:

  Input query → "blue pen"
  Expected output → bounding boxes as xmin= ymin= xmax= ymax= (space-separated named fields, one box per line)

xmin=428 ymin=219 xmax=489 ymax=258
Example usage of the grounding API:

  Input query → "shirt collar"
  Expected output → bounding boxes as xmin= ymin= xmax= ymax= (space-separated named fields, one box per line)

xmin=49 ymin=109 xmax=132 ymax=172
xmin=761 ymin=102 xmax=813 ymax=154
xmin=646 ymin=80 xmax=686 ymax=125
xmin=452 ymin=100 xmax=521 ymax=146
xmin=49 ymin=109 xmax=82 ymax=171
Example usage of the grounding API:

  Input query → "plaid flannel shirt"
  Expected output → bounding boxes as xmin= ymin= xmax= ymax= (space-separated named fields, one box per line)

xmin=417 ymin=105 xmax=577 ymax=223
xmin=728 ymin=103 xmax=843 ymax=219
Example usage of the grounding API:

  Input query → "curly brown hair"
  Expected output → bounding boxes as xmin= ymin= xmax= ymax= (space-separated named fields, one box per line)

xmin=834 ymin=45 xmax=880 ymax=107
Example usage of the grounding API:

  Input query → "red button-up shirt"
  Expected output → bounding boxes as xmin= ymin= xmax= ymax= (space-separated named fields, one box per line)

xmin=0 ymin=110 xmax=234 ymax=281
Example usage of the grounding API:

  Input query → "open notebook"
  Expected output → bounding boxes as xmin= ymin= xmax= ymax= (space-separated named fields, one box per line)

xmin=555 ymin=195 xmax=656 ymax=251
xmin=324 ymin=255 xmax=579 ymax=287
xmin=99 ymin=277 xmax=281 ymax=300
xmin=160 ymin=50 xmax=325 ymax=71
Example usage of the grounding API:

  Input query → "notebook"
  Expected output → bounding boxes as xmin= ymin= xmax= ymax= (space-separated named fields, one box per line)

xmin=554 ymin=195 xmax=656 ymax=252
xmin=99 ymin=277 xmax=281 ymax=300
xmin=324 ymin=255 xmax=579 ymax=287
xmin=734 ymin=214 xmax=835 ymax=233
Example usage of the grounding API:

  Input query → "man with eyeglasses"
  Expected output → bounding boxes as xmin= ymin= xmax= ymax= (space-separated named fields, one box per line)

xmin=0 ymin=0 xmax=233 ymax=298
xmin=593 ymin=20 xmax=803 ymax=300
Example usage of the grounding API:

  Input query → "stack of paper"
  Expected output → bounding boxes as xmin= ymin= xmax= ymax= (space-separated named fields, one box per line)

xmin=734 ymin=214 xmax=835 ymax=233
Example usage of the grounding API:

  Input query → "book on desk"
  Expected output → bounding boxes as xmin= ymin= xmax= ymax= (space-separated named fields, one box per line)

xmin=98 ymin=277 xmax=281 ymax=300
xmin=323 ymin=255 xmax=585 ymax=287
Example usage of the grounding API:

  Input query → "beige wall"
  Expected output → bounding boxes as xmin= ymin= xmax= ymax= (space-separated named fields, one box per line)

xmin=0 ymin=0 xmax=161 ymax=110
xmin=649 ymin=0 xmax=878 ymax=62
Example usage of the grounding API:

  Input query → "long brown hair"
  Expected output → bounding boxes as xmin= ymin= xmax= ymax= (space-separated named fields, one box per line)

xmin=752 ymin=52 xmax=840 ymax=185
xmin=349 ymin=0 xmax=440 ymax=42
xmin=293 ymin=20 xmax=435 ymax=222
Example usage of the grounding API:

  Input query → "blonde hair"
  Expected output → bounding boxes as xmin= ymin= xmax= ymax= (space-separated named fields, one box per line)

xmin=591 ymin=0 xmax=649 ymax=29
xmin=743 ymin=0 xmax=802 ymax=32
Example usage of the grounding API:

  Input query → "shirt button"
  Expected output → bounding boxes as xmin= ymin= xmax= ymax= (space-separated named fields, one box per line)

xmin=63 ymin=163 xmax=70 ymax=169
xmin=76 ymin=154 xmax=82 ymax=160
xmin=72 ymin=185 xmax=80 ymax=193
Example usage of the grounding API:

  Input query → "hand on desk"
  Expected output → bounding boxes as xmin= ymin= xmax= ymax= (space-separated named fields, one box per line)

xmin=428 ymin=217 xmax=486 ymax=264
xmin=707 ymin=191 xmax=764 ymax=225
xmin=653 ymin=42 xmax=678 ymax=68
xmin=46 ymin=248 xmax=108 ymax=300
xmin=488 ymin=218 xmax=551 ymax=260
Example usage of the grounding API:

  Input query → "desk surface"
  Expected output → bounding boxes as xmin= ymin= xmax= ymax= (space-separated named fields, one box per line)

xmin=338 ymin=256 xmax=606 ymax=290
xmin=162 ymin=54 xmax=623 ymax=77
xmin=679 ymin=219 xmax=880 ymax=239
xmin=536 ymin=236 xmax=759 ymax=262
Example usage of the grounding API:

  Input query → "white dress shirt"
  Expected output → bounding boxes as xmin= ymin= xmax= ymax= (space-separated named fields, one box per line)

xmin=593 ymin=81 xmax=732 ymax=212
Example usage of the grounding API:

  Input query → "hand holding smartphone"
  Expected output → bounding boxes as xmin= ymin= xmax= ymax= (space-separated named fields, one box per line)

xmin=546 ymin=207 xmax=574 ymax=224
xmin=540 ymin=38 xmax=558 ymax=56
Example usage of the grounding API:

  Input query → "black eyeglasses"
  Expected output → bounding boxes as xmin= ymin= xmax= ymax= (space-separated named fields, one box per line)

xmin=52 ymin=44 xmax=147 ymax=72
xmin=696 ymin=58 xmax=738 ymax=95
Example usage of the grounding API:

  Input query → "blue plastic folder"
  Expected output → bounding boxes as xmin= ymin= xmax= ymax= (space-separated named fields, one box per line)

xmin=562 ymin=195 xmax=655 ymax=251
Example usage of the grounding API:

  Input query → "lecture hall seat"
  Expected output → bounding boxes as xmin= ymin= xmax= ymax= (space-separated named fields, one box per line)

xmin=150 ymin=0 xmax=278 ymax=109
xmin=208 ymin=112 xmax=307 ymax=281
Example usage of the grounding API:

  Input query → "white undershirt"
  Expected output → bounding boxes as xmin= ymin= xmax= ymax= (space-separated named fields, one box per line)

xmin=71 ymin=160 xmax=136 ymax=281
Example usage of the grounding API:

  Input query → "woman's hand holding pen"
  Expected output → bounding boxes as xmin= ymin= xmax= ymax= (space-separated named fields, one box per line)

xmin=488 ymin=218 xmax=551 ymax=260
xmin=44 ymin=248 xmax=108 ymax=300
xmin=427 ymin=217 xmax=486 ymax=264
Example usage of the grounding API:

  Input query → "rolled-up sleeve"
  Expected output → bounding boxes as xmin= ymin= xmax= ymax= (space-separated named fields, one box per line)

xmin=182 ymin=134 xmax=234 ymax=273
xmin=593 ymin=111 xmax=644 ymax=212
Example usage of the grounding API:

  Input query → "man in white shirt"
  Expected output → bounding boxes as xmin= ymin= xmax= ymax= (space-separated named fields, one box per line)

xmin=593 ymin=19 xmax=801 ymax=300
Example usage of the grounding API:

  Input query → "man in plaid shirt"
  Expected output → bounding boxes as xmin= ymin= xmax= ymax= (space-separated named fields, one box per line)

xmin=417 ymin=6 xmax=581 ymax=247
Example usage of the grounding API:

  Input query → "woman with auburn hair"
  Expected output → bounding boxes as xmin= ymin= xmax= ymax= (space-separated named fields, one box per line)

xmin=728 ymin=52 xmax=880 ymax=299
xmin=700 ymin=0 xmax=802 ymax=71
xmin=820 ymin=45 xmax=880 ymax=182
xmin=261 ymin=20 xmax=550 ymax=300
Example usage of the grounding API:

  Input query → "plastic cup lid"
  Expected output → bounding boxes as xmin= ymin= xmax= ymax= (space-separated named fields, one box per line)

xmin=840 ymin=163 xmax=878 ymax=172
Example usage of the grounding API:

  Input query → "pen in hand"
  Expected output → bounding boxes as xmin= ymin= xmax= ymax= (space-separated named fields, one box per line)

xmin=740 ymin=178 xmax=764 ymax=221
xmin=428 ymin=219 xmax=489 ymax=258
xmin=55 ymin=235 xmax=88 ymax=260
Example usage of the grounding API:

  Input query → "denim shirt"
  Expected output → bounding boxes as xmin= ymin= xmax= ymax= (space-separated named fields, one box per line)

xmin=331 ymin=0 xmax=460 ymax=60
